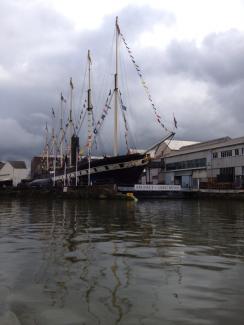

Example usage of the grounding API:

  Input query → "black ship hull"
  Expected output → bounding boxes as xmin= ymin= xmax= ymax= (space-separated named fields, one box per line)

xmin=54 ymin=153 xmax=149 ymax=186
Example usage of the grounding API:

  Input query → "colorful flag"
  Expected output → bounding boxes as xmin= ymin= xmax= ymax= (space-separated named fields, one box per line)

xmin=88 ymin=50 xmax=92 ymax=64
xmin=116 ymin=17 xmax=120 ymax=34
xmin=173 ymin=114 xmax=178 ymax=128
xmin=70 ymin=77 xmax=74 ymax=89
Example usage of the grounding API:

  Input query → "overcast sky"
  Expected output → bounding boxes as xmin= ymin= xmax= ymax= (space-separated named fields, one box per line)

xmin=1 ymin=0 xmax=244 ymax=160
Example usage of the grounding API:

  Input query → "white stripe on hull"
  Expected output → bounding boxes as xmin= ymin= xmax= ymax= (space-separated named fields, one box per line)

xmin=52 ymin=157 xmax=148 ymax=182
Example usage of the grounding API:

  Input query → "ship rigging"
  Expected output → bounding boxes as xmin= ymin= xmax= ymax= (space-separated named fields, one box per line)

xmin=40 ymin=17 xmax=176 ymax=186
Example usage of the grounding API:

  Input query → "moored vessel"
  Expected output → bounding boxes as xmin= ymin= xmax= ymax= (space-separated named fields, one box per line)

xmin=35 ymin=17 xmax=176 ymax=187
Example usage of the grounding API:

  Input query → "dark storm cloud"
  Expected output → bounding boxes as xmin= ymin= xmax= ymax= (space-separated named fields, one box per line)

xmin=123 ymin=28 xmax=244 ymax=143
xmin=157 ymin=29 xmax=244 ymax=140
xmin=0 ymin=0 xmax=174 ymax=159
xmin=1 ymin=0 xmax=244 ymax=161
xmin=164 ymin=29 xmax=244 ymax=86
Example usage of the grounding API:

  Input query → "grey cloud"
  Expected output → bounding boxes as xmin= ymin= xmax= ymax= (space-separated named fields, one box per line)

xmin=129 ymin=30 xmax=244 ymax=142
xmin=1 ymin=0 xmax=244 ymax=161
xmin=0 ymin=118 xmax=42 ymax=161
xmin=113 ymin=5 xmax=175 ymax=41
xmin=165 ymin=30 xmax=244 ymax=86
xmin=0 ymin=1 xmax=172 ymax=159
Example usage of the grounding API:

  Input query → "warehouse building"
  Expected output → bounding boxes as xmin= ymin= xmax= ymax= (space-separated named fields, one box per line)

xmin=140 ymin=139 xmax=198 ymax=184
xmin=163 ymin=136 xmax=244 ymax=189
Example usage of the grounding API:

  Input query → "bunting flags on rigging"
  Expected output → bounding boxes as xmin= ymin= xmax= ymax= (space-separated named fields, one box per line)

xmin=93 ymin=89 xmax=113 ymax=136
xmin=119 ymin=95 xmax=129 ymax=150
xmin=61 ymin=92 xmax=67 ymax=104
xmin=120 ymin=31 xmax=172 ymax=133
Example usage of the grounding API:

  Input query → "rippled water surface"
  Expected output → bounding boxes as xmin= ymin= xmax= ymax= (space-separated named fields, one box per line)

xmin=0 ymin=198 xmax=244 ymax=325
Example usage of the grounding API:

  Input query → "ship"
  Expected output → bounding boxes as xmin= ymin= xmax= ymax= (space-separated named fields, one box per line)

xmin=37 ymin=17 xmax=175 ymax=187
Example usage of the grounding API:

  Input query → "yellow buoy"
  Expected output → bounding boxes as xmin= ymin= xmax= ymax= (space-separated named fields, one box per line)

xmin=126 ymin=192 xmax=138 ymax=202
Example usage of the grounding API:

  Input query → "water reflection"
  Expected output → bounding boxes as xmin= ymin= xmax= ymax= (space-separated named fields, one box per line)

xmin=0 ymin=198 xmax=244 ymax=324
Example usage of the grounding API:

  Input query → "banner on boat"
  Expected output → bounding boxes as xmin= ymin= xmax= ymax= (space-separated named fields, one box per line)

xmin=134 ymin=184 xmax=181 ymax=191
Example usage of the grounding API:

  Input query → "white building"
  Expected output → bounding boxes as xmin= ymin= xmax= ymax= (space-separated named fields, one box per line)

xmin=0 ymin=161 xmax=29 ymax=187
xmin=163 ymin=136 xmax=244 ymax=189
xmin=140 ymin=139 xmax=198 ymax=184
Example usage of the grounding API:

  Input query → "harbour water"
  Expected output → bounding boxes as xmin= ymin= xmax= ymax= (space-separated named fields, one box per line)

xmin=0 ymin=198 xmax=244 ymax=325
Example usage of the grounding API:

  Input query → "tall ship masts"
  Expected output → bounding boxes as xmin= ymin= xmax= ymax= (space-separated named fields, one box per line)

xmin=45 ymin=122 xmax=49 ymax=171
xmin=69 ymin=77 xmax=74 ymax=165
xmin=114 ymin=16 xmax=120 ymax=156
xmin=37 ymin=16 xmax=177 ymax=186
xmin=60 ymin=92 xmax=64 ymax=166
xmin=87 ymin=50 xmax=93 ymax=185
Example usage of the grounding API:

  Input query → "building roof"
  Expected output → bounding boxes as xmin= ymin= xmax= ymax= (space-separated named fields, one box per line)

xmin=166 ymin=136 xmax=244 ymax=158
xmin=179 ymin=137 xmax=231 ymax=150
xmin=0 ymin=162 xmax=4 ymax=170
xmin=164 ymin=139 xmax=199 ymax=150
xmin=8 ymin=161 xmax=27 ymax=169
xmin=129 ymin=140 xmax=199 ymax=154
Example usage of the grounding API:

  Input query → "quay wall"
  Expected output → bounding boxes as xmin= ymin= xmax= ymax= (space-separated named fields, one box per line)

xmin=0 ymin=186 xmax=244 ymax=200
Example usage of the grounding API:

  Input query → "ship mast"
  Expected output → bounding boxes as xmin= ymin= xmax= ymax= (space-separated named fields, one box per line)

xmin=87 ymin=50 xmax=93 ymax=186
xmin=60 ymin=92 xmax=64 ymax=167
xmin=69 ymin=77 xmax=74 ymax=166
xmin=51 ymin=113 xmax=55 ymax=160
xmin=114 ymin=16 xmax=120 ymax=156
xmin=45 ymin=122 xmax=49 ymax=171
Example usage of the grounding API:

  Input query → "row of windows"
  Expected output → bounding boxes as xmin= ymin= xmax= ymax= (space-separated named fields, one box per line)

xmin=221 ymin=150 xmax=232 ymax=158
xmin=213 ymin=148 xmax=244 ymax=159
xmin=220 ymin=167 xmax=235 ymax=175
xmin=166 ymin=158 xmax=206 ymax=171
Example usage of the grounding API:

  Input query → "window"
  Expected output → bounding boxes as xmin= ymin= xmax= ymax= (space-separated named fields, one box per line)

xmin=221 ymin=150 xmax=232 ymax=158
xmin=235 ymin=149 xmax=239 ymax=156
xmin=218 ymin=167 xmax=235 ymax=182
xmin=166 ymin=158 xmax=206 ymax=171
xmin=220 ymin=167 xmax=235 ymax=175
xmin=213 ymin=152 xmax=218 ymax=159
